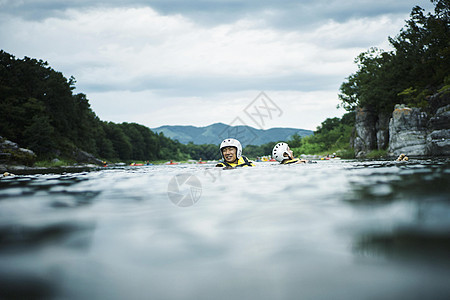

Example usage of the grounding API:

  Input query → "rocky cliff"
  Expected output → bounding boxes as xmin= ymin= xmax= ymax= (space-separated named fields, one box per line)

xmin=388 ymin=105 xmax=429 ymax=156
xmin=353 ymin=92 xmax=450 ymax=157
xmin=426 ymin=104 xmax=450 ymax=156
xmin=353 ymin=107 xmax=391 ymax=158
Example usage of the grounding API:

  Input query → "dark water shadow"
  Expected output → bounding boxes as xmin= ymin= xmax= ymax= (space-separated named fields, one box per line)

xmin=0 ymin=221 xmax=96 ymax=299
xmin=353 ymin=228 xmax=450 ymax=266
xmin=343 ymin=162 xmax=450 ymax=206
xmin=0 ymin=272 xmax=57 ymax=300
xmin=48 ymin=190 xmax=101 ymax=208
xmin=0 ymin=221 xmax=95 ymax=251
xmin=347 ymin=160 xmax=450 ymax=268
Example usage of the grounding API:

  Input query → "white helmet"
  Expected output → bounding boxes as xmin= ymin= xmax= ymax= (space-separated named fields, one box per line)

xmin=272 ymin=142 xmax=290 ymax=162
xmin=220 ymin=138 xmax=242 ymax=159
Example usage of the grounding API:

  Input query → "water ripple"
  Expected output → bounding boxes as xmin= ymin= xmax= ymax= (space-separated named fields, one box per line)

xmin=0 ymin=159 xmax=449 ymax=299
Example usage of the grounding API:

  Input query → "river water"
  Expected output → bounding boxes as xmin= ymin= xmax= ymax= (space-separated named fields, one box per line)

xmin=0 ymin=159 xmax=449 ymax=300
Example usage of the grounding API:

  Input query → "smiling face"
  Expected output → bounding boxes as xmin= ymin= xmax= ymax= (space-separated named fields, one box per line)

xmin=222 ymin=146 xmax=238 ymax=163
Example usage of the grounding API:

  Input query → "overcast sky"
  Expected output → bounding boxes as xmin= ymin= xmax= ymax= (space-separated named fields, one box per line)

xmin=0 ymin=0 xmax=434 ymax=130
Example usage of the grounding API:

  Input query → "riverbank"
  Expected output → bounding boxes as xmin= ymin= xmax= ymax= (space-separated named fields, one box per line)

xmin=1 ymin=164 xmax=101 ymax=175
xmin=0 ymin=160 xmax=213 ymax=175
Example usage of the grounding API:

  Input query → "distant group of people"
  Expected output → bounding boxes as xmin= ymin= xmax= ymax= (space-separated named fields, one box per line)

xmin=215 ymin=138 xmax=308 ymax=168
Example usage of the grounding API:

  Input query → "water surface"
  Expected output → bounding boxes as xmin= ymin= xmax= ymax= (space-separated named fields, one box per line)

xmin=1 ymin=159 xmax=449 ymax=299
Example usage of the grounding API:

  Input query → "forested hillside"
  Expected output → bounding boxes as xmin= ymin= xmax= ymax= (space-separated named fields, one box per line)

xmin=0 ymin=51 xmax=205 ymax=162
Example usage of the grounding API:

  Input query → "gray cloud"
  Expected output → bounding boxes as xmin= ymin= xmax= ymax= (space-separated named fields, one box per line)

xmin=78 ymin=72 xmax=342 ymax=97
xmin=0 ymin=0 xmax=436 ymax=129
xmin=1 ymin=0 xmax=435 ymax=27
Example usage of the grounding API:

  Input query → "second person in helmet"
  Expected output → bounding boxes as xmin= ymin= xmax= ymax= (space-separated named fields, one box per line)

xmin=216 ymin=138 xmax=255 ymax=168
xmin=272 ymin=142 xmax=308 ymax=164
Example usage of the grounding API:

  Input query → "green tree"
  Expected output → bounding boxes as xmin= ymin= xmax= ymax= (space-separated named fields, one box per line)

xmin=290 ymin=112 xmax=355 ymax=155
xmin=104 ymin=122 xmax=132 ymax=160
xmin=287 ymin=133 xmax=302 ymax=148
xmin=243 ymin=142 xmax=277 ymax=158
xmin=22 ymin=115 xmax=56 ymax=156
xmin=339 ymin=0 xmax=450 ymax=114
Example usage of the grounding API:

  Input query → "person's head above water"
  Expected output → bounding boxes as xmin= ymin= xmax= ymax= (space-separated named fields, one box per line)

xmin=220 ymin=138 xmax=242 ymax=164
xmin=272 ymin=142 xmax=294 ymax=163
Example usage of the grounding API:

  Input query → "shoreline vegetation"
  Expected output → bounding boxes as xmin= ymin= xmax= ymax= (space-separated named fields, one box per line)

xmin=1 ymin=1 xmax=449 ymax=170
xmin=0 ymin=45 xmax=356 ymax=168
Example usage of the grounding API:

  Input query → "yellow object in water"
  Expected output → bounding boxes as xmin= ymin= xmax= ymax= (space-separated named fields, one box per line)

xmin=216 ymin=156 xmax=255 ymax=168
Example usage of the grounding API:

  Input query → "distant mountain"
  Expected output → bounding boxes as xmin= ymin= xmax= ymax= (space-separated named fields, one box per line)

xmin=152 ymin=123 xmax=313 ymax=147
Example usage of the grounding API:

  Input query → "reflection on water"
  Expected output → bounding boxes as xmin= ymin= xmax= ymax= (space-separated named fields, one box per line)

xmin=0 ymin=159 xmax=449 ymax=299
xmin=354 ymin=229 xmax=450 ymax=264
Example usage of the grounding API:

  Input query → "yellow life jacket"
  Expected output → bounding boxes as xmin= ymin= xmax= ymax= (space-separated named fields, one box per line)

xmin=216 ymin=156 xmax=255 ymax=168
xmin=281 ymin=158 xmax=300 ymax=164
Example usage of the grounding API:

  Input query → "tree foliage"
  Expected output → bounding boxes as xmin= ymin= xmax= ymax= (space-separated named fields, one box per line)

xmin=243 ymin=142 xmax=277 ymax=158
xmin=240 ymin=113 xmax=355 ymax=158
xmin=0 ymin=50 xmax=216 ymax=162
xmin=339 ymin=0 xmax=450 ymax=113
xmin=291 ymin=112 xmax=355 ymax=156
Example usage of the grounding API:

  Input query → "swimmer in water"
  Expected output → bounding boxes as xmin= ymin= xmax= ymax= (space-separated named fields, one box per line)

xmin=215 ymin=138 xmax=255 ymax=168
xmin=272 ymin=142 xmax=308 ymax=164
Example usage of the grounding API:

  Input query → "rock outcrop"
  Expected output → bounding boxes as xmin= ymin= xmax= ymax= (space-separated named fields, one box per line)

xmin=353 ymin=107 xmax=377 ymax=158
xmin=353 ymin=108 xmax=391 ymax=158
xmin=0 ymin=136 xmax=36 ymax=166
xmin=72 ymin=149 xmax=104 ymax=165
xmin=0 ymin=136 xmax=104 ymax=167
xmin=354 ymin=91 xmax=449 ymax=158
xmin=427 ymin=104 xmax=450 ymax=156
xmin=388 ymin=105 xmax=428 ymax=156
xmin=376 ymin=113 xmax=390 ymax=150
